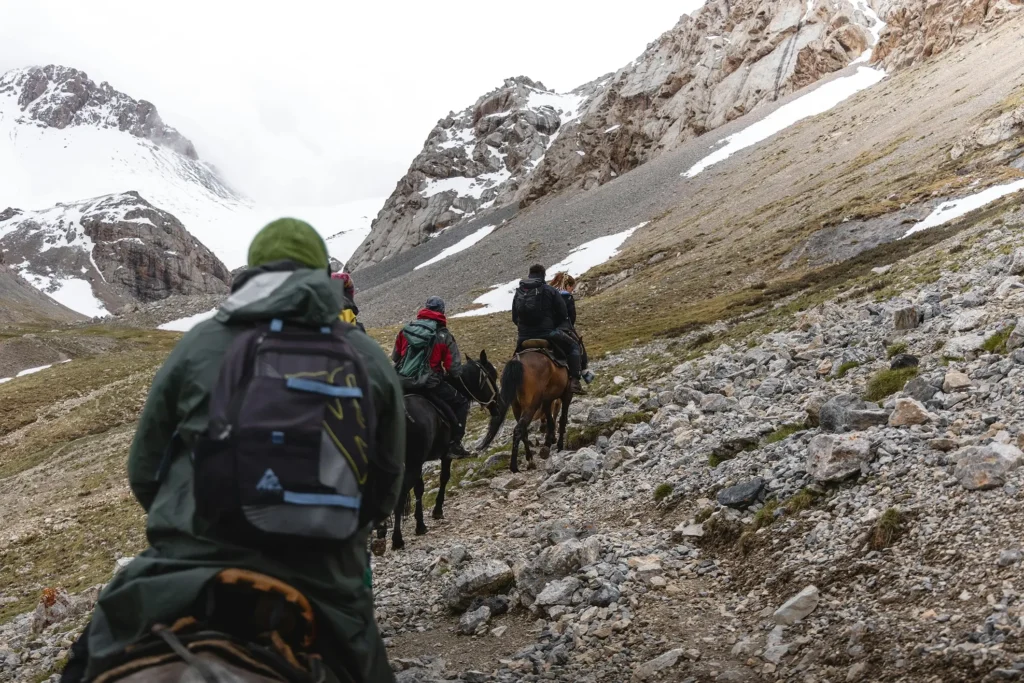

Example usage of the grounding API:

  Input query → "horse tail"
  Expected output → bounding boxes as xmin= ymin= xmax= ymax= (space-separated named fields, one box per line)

xmin=500 ymin=358 xmax=523 ymax=407
xmin=478 ymin=358 xmax=523 ymax=451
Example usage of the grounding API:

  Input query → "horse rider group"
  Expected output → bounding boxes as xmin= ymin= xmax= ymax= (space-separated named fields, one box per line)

xmin=61 ymin=217 xmax=590 ymax=683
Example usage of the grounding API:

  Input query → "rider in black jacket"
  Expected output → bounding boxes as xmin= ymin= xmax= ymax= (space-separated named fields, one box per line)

xmin=512 ymin=264 xmax=584 ymax=394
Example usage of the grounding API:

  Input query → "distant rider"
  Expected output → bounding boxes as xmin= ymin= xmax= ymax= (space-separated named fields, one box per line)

xmin=392 ymin=296 xmax=471 ymax=457
xmin=512 ymin=264 xmax=584 ymax=394
xmin=549 ymin=272 xmax=592 ymax=384
xmin=331 ymin=271 xmax=364 ymax=331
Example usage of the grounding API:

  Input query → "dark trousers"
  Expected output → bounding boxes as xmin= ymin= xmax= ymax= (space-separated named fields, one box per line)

xmin=426 ymin=380 xmax=469 ymax=441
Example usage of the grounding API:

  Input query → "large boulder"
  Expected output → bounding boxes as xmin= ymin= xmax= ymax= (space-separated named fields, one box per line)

xmin=444 ymin=560 xmax=514 ymax=611
xmin=716 ymin=478 xmax=765 ymax=509
xmin=819 ymin=394 xmax=889 ymax=433
xmin=514 ymin=536 xmax=603 ymax=605
xmin=888 ymin=398 xmax=934 ymax=427
xmin=807 ymin=434 xmax=874 ymax=483
xmin=774 ymin=585 xmax=820 ymax=625
xmin=954 ymin=443 xmax=1023 ymax=491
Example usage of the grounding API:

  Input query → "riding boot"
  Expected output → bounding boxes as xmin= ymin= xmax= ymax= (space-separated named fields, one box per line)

xmin=567 ymin=353 xmax=586 ymax=395
xmin=449 ymin=398 xmax=472 ymax=458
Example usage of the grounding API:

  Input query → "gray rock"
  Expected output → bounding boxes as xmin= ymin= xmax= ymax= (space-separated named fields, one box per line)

xmin=889 ymin=354 xmax=920 ymax=370
xmin=633 ymin=648 xmax=685 ymax=681
xmin=954 ymin=443 xmax=1023 ymax=491
xmin=942 ymin=371 xmax=973 ymax=393
xmin=944 ymin=334 xmax=986 ymax=358
xmin=444 ymin=560 xmax=514 ymax=611
xmin=1007 ymin=320 xmax=1024 ymax=350
xmin=587 ymin=408 xmax=616 ymax=426
xmin=807 ymin=434 xmax=873 ymax=483
xmin=535 ymin=577 xmax=581 ymax=607
xmin=998 ymin=548 xmax=1022 ymax=567
xmin=514 ymin=537 xmax=603 ymax=602
xmin=819 ymin=394 xmax=889 ymax=433
xmin=700 ymin=394 xmax=735 ymax=413
xmin=774 ymin=585 xmax=820 ymax=625
xmin=904 ymin=376 xmax=939 ymax=403
xmin=457 ymin=606 xmax=491 ymax=635
xmin=716 ymin=478 xmax=765 ymax=508
xmin=589 ymin=583 xmax=621 ymax=607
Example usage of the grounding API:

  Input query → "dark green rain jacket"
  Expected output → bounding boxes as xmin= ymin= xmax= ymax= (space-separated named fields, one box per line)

xmin=82 ymin=266 xmax=404 ymax=683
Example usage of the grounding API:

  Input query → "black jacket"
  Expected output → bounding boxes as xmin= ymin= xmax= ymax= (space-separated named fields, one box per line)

xmin=512 ymin=278 xmax=567 ymax=338
xmin=559 ymin=291 xmax=577 ymax=329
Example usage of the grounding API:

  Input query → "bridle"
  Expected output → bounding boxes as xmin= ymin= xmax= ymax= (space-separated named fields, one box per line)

xmin=457 ymin=360 xmax=499 ymax=410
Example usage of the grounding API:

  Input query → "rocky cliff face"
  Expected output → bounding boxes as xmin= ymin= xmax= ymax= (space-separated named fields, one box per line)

xmin=0 ymin=65 xmax=198 ymax=159
xmin=874 ymin=0 xmax=1023 ymax=69
xmin=350 ymin=0 xmax=884 ymax=269
xmin=346 ymin=76 xmax=605 ymax=269
xmin=0 ymin=192 xmax=230 ymax=315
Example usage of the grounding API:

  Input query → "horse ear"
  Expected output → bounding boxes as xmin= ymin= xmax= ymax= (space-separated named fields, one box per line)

xmin=480 ymin=349 xmax=488 ymax=363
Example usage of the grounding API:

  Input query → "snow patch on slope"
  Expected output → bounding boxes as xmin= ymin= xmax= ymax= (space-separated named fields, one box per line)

xmin=454 ymin=223 xmax=646 ymax=318
xmin=903 ymin=180 xmax=1024 ymax=238
xmin=415 ymin=224 xmax=497 ymax=270
xmin=159 ymin=308 xmax=218 ymax=332
xmin=852 ymin=1 xmax=887 ymax=65
xmin=684 ymin=67 xmax=887 ymax=178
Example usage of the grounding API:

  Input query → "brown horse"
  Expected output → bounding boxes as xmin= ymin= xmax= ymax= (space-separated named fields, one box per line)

xmin=479 ymin=342 xmax=573 ymax=473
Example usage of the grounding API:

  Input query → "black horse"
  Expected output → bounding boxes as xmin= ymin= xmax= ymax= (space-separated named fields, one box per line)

xmin=374 ymin=352 xmax=500 ymax=551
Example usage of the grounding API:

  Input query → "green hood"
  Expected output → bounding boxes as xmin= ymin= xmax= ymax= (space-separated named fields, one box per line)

xmin=248 ymin=218 xmax=330 ymax=270
xmin=215 ymin=268 xmax=341 ymax=326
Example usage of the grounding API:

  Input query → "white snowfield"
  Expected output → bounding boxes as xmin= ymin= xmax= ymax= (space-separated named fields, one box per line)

xmin=683 ymin=66 xmax=887 ymax=178
xmin=454 ymin=223 xmax=646 ymax=318
xmin=903 ymin=179 xmax=1024 ymax=238
xmin=158 ymin=308 xmax=218 ymax=332
xmin=415 ymin=224 xmax=497 ymax=271
xmin=0 ymin=360 xmax=71 ymax=385
xmin=0 ymin=87 xmax=385 ymax=273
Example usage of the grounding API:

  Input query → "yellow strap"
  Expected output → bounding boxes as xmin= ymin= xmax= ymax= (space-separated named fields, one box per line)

xmin=339 ymin=309 xmax=357 ymax=324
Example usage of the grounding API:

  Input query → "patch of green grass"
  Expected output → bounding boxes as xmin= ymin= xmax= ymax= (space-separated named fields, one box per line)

xmin=835 ymin=361 xmax=862 ymax=379
xmin=653 ymin=483 xmax=674 ymax=502
xmin=31 ymin=655 xmax=69 ymax=682
xmin=695 ymin=507 xmax=714 ymax=523
xmin=869 ymin=508 xmax=904 ymax=551
xmin=864 ymin=367 xmax=919 ymax=402
xmin=0 ymin=496 xmax=146 ymax=624
xmin=982 ymin=325 xmax=1016 ymax=354
xmin=564 ymin=411 xmax=652 ymax=451
xmin=783 ymin=488 xmax=820 ymax=514
xmin=764 ymin=423 xmax=805 ymax=445
xmin=886 ymin=342 xmax=908 ymax=359
xmin=941 ymin=355 xmax=964 ymax=366
xmin=708 ymin=452 xmax=735 ymax=468
xmin=751 ymin=500 xmax=779 ymax=531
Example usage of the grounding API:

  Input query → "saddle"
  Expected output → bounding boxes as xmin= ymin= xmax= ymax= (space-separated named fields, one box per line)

xmin=92 ymin=570 xmax=336 ymax=683
xmin=518 ymin=339 xmax=568 ymax=369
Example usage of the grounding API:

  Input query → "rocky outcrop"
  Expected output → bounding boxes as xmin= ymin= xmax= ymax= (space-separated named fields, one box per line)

xmin=0 ymin=65 xmax=198 ymax=159
xmin=518 ymin=0 xmax=883 ymax=205
xmin=346 ymin=76 xmax=603 ymax=268
xmin=351 ymin=0 xmax=884 ymax=269
xmin=0 ymin=192 xmax=230 ymax=315
xmin=873 ymin=0 xmax=1023 ymax=70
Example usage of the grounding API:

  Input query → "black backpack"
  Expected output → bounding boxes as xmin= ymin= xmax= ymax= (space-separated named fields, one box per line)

xmin=193 ymin=318 xmax=376 ymax=550
xmin=516 ymin=285 xmax=546 ymax=326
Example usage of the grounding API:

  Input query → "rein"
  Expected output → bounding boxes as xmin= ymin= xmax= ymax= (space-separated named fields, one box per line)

xmin=458 ymin=362 xmax=498 ymax=409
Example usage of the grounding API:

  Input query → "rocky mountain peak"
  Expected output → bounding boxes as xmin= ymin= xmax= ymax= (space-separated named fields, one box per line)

xmin=0 ymin=191 xmax=230 ymax=316
xmin=345 ymin=76 xmax=603 ymax=269
xmin=0 ymin=64 xmax=199 ymax=160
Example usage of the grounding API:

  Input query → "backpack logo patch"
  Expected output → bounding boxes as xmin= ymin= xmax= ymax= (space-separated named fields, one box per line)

xmin=256 ymin=468 xmax=283 ymax=492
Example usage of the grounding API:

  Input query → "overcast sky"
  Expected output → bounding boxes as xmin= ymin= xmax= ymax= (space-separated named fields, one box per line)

xmin=0 ymin=1 xmax=702 ymax=207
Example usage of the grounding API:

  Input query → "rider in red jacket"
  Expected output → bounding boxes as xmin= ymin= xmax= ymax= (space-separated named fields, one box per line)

xmin=392 ymin=297 xmax=471 ymax=457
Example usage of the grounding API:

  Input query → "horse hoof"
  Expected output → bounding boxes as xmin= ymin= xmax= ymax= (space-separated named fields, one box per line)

xmin=370 ymin=538 xmax=387 ymax=557
xmin=432 ymin=509 xmax=444 ymax=520
xmin=415 ymin=526 xmax=428 ymax=536
xmin=392 ymin=539 xmax=405 ymax=551
xmin=510 ymin=466 xmax=519 ymax=474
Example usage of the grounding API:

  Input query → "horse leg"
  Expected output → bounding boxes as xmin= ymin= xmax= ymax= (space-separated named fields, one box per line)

xmin=539 ymin=401 xmax=555 ymax=460
xmin=510 ymin=403 xmax=523 ymax=474
xmin=518 ymin=402 xmax=539 ymax=470
xmin=414 ymin=476 xmax=427 ymax=536
xmin=432 ymin=456 xmax=451 ymax=520
xmin=557 ymin=388 xmax=572 ymax=452
xmin=392 ymin=481 xmax=410 ymax=551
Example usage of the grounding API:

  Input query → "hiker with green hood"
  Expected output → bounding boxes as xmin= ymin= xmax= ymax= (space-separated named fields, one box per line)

xmin=62 ymin=219 xmax=405 ymax=683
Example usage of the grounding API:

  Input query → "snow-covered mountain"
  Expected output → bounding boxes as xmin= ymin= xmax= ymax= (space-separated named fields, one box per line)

xmin=0 ymin=65 xmax=383 ymax=317
xmin=0 ymin=192 xmax=230 ymax=317
xmin=346 ymin=76 xmax=604 ymax=269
